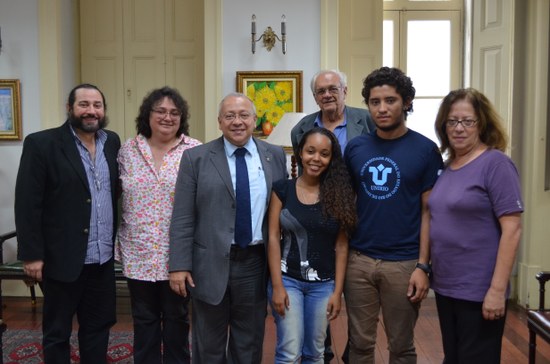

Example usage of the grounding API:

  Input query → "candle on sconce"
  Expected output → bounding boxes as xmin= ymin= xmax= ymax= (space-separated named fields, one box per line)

xmin=281 ymin=15 xmax=286 ymax=35
xmin=252 ymin=14 xmax=256 ymax=34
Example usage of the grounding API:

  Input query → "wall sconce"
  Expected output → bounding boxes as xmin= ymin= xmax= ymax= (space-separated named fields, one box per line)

xmin=251 ymin=14 xmax=286 ymax=54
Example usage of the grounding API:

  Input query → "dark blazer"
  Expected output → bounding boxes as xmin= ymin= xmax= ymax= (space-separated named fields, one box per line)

xmin=169 ymin=136 xmax=288 ymax=305
xmin=290 ymin=106 xmax=375 ymax=151
xmin=15 ymin=122 xmax=120 ymax=282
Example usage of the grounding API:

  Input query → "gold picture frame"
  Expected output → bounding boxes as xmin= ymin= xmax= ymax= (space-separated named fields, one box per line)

xmin=236 ymin=70 xmax=302 ymax=137
xmin=0 ymin=79 xmax=22 ymax=141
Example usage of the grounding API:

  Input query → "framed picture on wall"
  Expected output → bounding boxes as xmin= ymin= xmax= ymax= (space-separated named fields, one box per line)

xmin=236 ymin=70 xmax=302 ymax=137
xmin=0 ymin=79 xmax=22 ymax=141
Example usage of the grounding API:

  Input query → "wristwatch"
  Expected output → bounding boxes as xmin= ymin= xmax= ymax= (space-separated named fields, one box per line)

xmin=415 ymin=262 xmax=432 ymax=276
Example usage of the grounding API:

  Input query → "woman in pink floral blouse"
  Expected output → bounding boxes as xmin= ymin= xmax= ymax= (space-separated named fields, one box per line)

xmin=116 ymin=86 xmax=201 ymax=364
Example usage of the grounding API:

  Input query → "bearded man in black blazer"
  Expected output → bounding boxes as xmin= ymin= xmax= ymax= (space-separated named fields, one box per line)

xmin=15 ymin=84 xmax=120 ymax=364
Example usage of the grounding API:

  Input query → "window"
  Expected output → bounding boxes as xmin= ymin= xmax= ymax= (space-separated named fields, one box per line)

xmin=383 ymin=1 xmax=462 ymax=145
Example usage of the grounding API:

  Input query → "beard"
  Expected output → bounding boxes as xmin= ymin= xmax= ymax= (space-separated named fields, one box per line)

xmin=68 ymin=111 xmax=108 ymax=133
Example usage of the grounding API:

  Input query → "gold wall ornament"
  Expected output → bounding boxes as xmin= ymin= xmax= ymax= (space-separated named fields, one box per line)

xmin=251 ymin=14 xmax=286 ymax=54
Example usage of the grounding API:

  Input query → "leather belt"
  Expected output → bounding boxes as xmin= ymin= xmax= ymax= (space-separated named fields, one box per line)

xmin=229 ymin=244 xmax=265 ymax=261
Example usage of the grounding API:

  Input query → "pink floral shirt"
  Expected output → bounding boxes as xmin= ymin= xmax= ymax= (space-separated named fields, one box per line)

xmin=116 ymin=133 xmax=201 ymax=281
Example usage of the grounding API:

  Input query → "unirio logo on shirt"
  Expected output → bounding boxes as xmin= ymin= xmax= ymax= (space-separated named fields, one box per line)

xmin=360 ymin=156 xmax=401 ymax=200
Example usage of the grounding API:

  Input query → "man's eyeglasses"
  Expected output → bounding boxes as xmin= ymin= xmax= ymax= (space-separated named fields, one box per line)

xmin=446 ymin=119 xmax=478 ymax=128
xmin=152 ymin=108 xmax=182 ymax=119
xmin=314 ymin=86 xmax=343 ymax=97
xmin=222 ymin=113 xmax=253 ymax=122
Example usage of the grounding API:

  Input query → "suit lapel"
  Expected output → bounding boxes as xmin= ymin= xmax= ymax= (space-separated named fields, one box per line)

xmin=209 ymin=137 xmax=236 ymax=199
xmin=345 ymin=108 xmax=363 ymax=140
xmin=103 ymin=133 xmax=119 ymax=195
xmin=255 ymin=138 xmax=274 ymax=195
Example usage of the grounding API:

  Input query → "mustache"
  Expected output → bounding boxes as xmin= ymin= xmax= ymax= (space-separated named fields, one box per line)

xmin=67 ymin=112 xmax=109 ymax=132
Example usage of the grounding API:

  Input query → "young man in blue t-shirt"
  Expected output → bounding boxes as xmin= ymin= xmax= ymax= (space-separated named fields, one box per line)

xmin=344 ymin=67 xmax=443 ymax=363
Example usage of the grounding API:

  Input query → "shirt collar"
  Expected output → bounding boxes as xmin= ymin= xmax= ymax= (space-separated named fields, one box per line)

xmin=137 ymin=133 xmax=188 ymax=149
xmin=314 ymin=107 xmax=348 ymax=129
xmin=69 ymin=123 xmax=107 ymax=145
xmin=223 ymin=137 xmax=257 ymax=157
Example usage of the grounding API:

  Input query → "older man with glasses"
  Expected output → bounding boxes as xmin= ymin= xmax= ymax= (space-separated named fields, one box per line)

xmin=291 ymin=69 xmax=375 ymax=157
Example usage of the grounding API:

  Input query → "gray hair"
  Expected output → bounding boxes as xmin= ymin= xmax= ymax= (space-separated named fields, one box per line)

xmin=310 ymin=70 xmax=348 ymax=94
xmin=217 ymin=92 xmax=257 ymax=116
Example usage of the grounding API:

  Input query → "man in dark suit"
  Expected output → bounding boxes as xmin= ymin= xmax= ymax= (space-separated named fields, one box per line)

xmin=169 ymin=93 xmax=287 ymax=363
xmin=15 ymin=84 xmax=120 ymax=364
xmin=291 ymin=69 xmax=375 ymax=363
xmin=291 ymin=69 xmax=375 ymax=156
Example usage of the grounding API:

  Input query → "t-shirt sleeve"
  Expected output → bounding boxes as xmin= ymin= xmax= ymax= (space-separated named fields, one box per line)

xmin=421 ymin=143 xmax=444 ymax=192
xmin=344 ymin=137 xmax=361 ymax=189
xmin=273 ymin=178 xmax=289 ymax=204
xmin=485 ymin=154 xmax=524 ymax=217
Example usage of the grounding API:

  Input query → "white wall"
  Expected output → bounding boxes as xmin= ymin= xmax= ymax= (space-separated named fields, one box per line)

xmin=0 ymin=0 xmax=78 ymax=296
xmin=222 ymin=0 xmax=321 ymax=115
xmin=0 ymin=0 xmax=40 ymax=295
xmin=0 ymin=1 xmax=41 ymax=234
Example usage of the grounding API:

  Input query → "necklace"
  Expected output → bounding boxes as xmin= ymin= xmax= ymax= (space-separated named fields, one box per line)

xmin=296 ymin=178 xmax=320 ymax=205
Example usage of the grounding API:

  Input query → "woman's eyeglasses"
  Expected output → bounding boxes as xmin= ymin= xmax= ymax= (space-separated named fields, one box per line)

xmin=446 ymin=119 xmax=477 ymax=128
xmin=152 ymin=108 xmax=182 ymax=119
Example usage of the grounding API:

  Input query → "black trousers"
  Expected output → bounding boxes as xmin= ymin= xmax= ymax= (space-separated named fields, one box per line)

xmin=435 ymin=292 xmax=507 ymax=364
xmin=127 ymin=278 xmax=191 ymax=364
xmin=41 ymin=259 xmax=116 ymax=364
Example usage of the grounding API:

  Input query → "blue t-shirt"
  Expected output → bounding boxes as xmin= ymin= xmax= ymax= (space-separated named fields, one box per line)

xmin=344 ymin=129 xmax=443 ymax=260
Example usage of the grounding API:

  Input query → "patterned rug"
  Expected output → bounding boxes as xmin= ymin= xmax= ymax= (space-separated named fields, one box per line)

xmin=2 ymin=329 xmax=133 ymax=363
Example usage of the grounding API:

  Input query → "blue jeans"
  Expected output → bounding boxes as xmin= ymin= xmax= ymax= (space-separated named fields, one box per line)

xmin=268 ymin=275 xmax=334 ymax=364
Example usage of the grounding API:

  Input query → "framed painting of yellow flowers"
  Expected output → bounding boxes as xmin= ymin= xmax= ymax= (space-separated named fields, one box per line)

xmin=236 ymin=71 xmax=302 ymax=137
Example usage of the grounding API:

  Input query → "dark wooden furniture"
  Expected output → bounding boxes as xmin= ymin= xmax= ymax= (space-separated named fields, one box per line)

xmin=528 ymin=271 xmax=550 ymax=364
xmin=0 ymin=231 xmax=39 ymax=309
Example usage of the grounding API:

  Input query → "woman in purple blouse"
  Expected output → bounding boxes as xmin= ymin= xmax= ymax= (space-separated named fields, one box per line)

xmin=429 ymin=88 xmax=523 ymax=364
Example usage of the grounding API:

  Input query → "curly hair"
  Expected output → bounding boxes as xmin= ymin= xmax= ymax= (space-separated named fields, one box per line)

xmin=361 ymin=67 xmax=416 ymax=118
xmin=135 ymin=86 xmax=190 ymax=138
xmin=295 ymin=127 xmax=357 ymax=235
xmin=434 ymin=88 xmax=508 ymax=161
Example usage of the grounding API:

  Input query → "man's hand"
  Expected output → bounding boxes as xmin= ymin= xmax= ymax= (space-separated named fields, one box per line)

xmin=169 ymin=271 xmax=195 ymax=297
xmin=407 ymin=268 xmax=429 ymax=303
xmin=23 ymin=260 xmax=44 ymax=282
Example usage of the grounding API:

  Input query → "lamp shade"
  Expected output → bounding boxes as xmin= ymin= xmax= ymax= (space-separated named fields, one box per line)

xmin=266 ymin=112 xmax=307 ymax=148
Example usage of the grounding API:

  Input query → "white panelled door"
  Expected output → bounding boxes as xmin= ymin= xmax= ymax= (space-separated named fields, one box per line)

xmin=80 ymin=0 xmax=204 ymax=141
